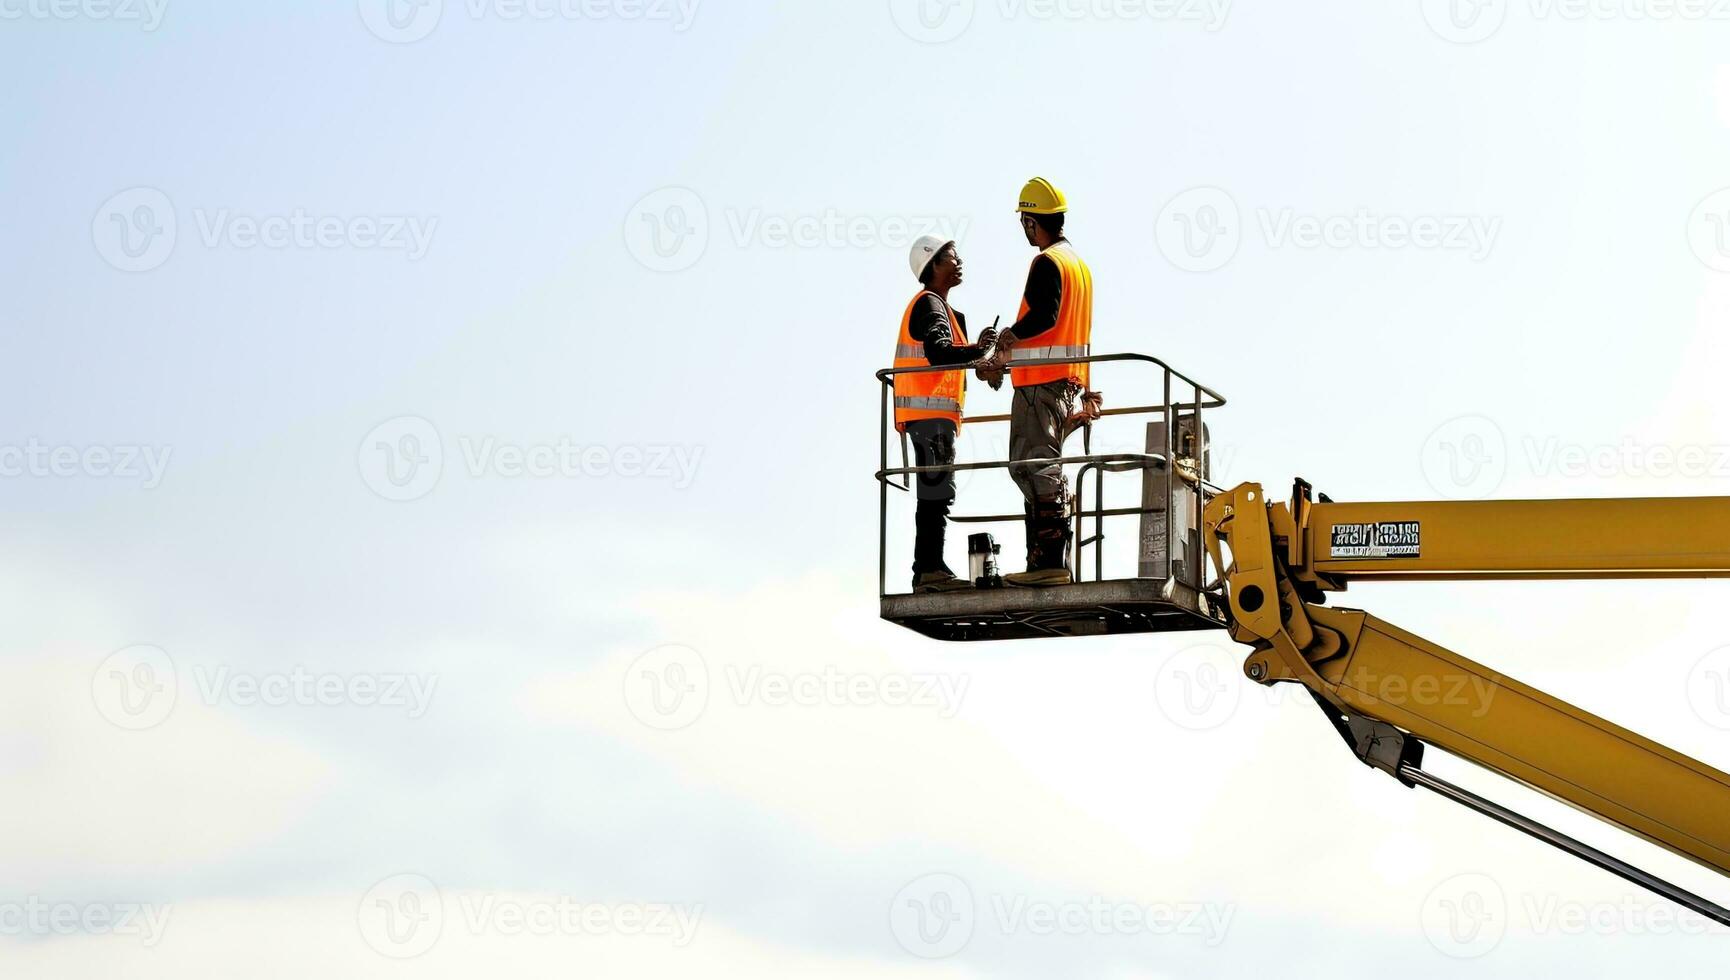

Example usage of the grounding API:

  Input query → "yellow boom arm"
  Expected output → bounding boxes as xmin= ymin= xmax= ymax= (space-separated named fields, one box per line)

xmin=1205 ymin=481 xmax=1730 ymax=921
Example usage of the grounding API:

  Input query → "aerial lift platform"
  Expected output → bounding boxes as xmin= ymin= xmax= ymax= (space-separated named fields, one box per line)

xmin=878 ymin=353 xmax=1227 ymax=640
xmin=875 ymin=351 xmax=1730 ymax=929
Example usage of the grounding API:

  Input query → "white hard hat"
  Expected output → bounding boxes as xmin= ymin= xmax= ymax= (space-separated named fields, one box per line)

xmin=908 ymin=235 xmax=953 ymax=282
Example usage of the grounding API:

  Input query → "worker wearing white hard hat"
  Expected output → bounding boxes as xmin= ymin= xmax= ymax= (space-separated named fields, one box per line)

xmin=890 ymin=235 xmax=998 ymax=593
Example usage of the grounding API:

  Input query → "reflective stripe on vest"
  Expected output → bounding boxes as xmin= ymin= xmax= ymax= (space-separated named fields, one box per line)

xmin=1011 ymin=344 xmax=1091 ymax=362
xmin=1011 ymin=241 xmax=1093 ymax=389
xmin=892 ymin=291 xmax=968 ymax=430
xmin=895 ymin=395 xmax=962 ymax=412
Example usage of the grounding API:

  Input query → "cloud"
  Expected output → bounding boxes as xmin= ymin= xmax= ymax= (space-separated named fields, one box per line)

xmin=0 ymin=655 xmax=331 ymax=879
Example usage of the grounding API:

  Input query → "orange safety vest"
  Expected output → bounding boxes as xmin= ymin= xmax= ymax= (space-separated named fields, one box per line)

xmin=1010 ymin=240 xmax=1093 ymax=389
xmin=893 ymin=291 xmax=969 ymax=431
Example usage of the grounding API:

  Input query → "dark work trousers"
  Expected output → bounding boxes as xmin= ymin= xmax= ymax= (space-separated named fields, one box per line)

xmin=1008 ymin=380 xmax=1080 ymax=570
xmin=904 ymin=418 xmax=958 ymax=577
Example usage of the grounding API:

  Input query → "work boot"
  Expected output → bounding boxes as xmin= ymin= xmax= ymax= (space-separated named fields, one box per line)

xmin=1005 ymin=501 xmax=1074 ymax=587
xmin=914 ymin=569 xmax=973 ymax=593
xmin=911 ymin=500 xmax=969 ymax=592
xmin=1003 ymin=567 xmax=1073 ymax=588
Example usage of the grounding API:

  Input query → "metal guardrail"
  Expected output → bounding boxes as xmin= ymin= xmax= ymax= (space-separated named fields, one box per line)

xmin=875 ymin=353 xmax=1226 ymax=597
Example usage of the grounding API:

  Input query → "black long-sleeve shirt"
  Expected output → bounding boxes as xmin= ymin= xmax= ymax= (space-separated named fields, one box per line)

xmin=909 ymin=294 xmax=989 ymax=365
xmin=1002 ymin=247 xmax=1064 ymax=346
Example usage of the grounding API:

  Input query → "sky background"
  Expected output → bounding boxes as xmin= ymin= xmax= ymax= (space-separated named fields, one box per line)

xmin=4 ymin=0 xmax=1730 ymax=975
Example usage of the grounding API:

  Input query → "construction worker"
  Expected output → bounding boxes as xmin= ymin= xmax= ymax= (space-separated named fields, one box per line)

xmin=894 ymin=235 xmax=998 ymax=592
xmin=977 ymin=178 xmax=1101 ymax=587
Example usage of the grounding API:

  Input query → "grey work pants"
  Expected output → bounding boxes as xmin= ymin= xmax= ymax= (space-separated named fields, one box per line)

xmin=1008 ymin=380 xmax=1080 ymax=506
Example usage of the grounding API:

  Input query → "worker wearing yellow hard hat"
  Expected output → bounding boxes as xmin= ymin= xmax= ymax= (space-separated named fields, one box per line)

xmin=893 ymin=235 xmax=999 ymax=592
xmin=977 ymin=177 xmax=1100 ymax=587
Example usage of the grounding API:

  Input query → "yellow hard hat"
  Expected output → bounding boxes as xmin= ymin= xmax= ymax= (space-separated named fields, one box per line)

xmin=1017 ymin=177 xmax=1068 ymax=215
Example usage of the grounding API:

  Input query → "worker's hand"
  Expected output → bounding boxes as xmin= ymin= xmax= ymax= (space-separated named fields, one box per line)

xmin=976 ymin=326 xmax=998 ymax=351
xmin=1067 ymin=389 xmax=1104 ymax=426
xmin=974 ymin=360 xmax=1006 ymax=390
